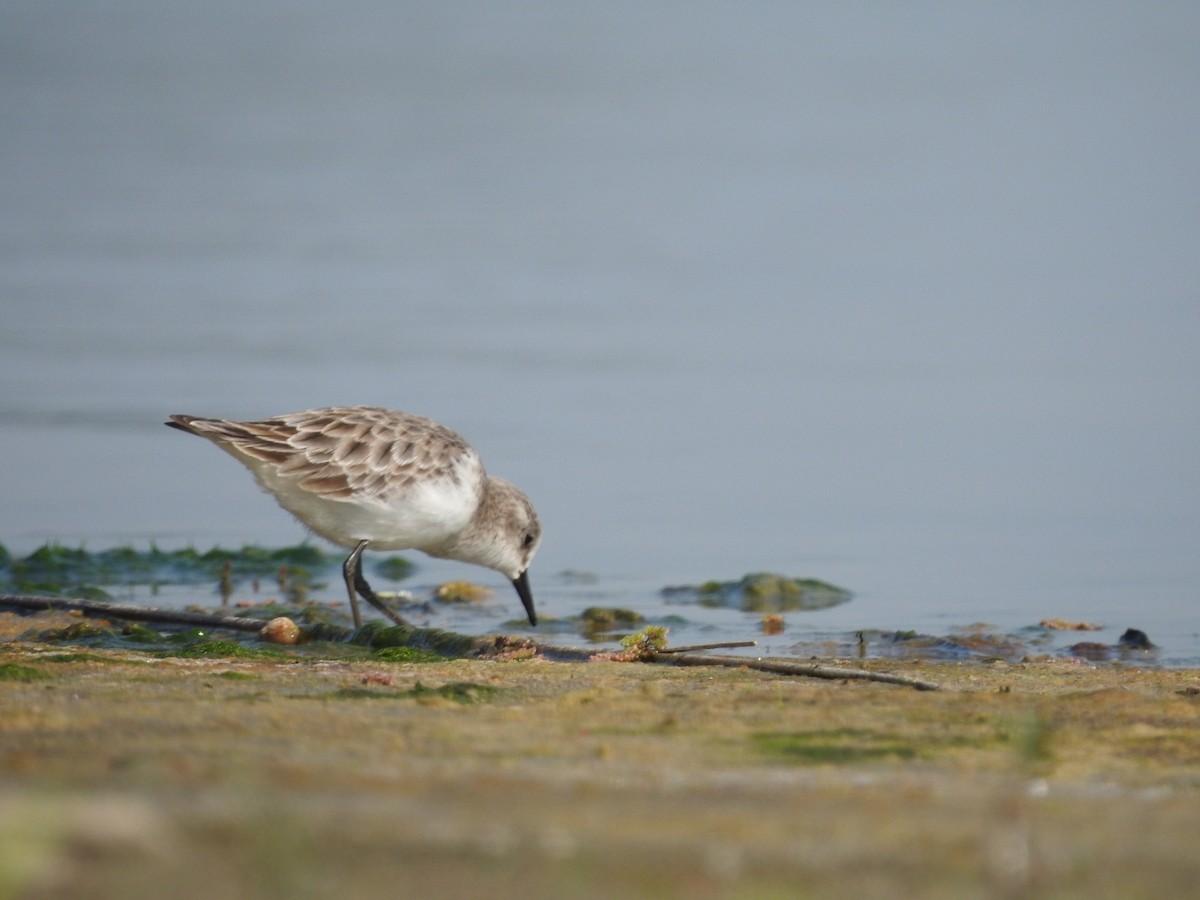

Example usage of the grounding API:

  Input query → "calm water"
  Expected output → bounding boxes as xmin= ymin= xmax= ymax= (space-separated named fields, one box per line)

xmin=3 ymin=3 xmax=1198 ymax=663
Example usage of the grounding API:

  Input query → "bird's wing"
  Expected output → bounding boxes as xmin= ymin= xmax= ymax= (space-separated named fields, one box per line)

xmin=167 ymin=406 xmax=476 ymax=502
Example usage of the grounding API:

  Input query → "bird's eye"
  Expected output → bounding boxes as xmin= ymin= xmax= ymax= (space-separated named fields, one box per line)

xmin=522 ymin=533 xmax=536 ymax=548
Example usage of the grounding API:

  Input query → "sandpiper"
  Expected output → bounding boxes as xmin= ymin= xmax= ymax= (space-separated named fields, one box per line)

xmin=166 ymin=406 xmax=541 ymax=628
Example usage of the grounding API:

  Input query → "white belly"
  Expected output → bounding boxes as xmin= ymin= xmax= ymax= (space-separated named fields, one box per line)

xmin=245 ymin=459 xmax=481 ymax=551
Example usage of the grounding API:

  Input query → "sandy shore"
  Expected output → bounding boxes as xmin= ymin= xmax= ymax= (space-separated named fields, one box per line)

xmin=2 ymin=613 xmax=1198 ymax=899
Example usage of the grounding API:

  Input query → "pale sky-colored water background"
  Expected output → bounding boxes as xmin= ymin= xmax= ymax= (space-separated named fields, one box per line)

xmin=2 ymin=2 xmax=1198 ymax=662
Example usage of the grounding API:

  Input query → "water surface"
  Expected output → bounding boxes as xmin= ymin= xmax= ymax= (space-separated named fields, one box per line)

xmin=2 ymin=3 xmax=1198 ymax=663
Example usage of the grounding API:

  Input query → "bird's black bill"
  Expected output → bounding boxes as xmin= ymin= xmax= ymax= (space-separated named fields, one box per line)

xmin=511 ymin=569 xmax=537 ymax=626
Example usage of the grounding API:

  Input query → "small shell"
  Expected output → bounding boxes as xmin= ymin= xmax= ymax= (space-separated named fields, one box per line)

xmin=261 ymin=616 xmax=301 ymax=645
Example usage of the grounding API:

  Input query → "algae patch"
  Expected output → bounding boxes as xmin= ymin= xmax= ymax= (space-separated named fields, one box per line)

xmin=373 ymin=646 xmax=444 ymax=664
xmin=0 ymin=541 xmax=414 ymax=600
xmin=662 ymin=573 xmax=852 ymax=612
xmin=168 ymin=638 xmax=284 ymax=660
xmin=581 ymin=607 xmax=644 ymax=632
xmin=372 ymin=555 xmax=414 ymax=582
xmin=0 ymin=663 xmax=50 ymax=682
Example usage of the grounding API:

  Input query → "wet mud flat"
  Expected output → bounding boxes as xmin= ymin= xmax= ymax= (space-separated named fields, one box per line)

xmin=1 ymin=611 xmax=1199 ymax=900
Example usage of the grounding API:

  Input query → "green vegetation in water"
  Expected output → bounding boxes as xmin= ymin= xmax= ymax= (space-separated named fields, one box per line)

xmin=0 ymin=541 xmax=414 ymax=599
xmin=351 ymin=621 xmax=478 ymax=658
xmin=27 ymin=619 xmax=293 ymax=659
xmin=32 ymin=621 xmax=124 ymax=646
xmin=580 ymin=606 xmax=644 ymax=636
xmin=611 ymin=625 xmax=670 ymax=660
xmin=621 ymin=625 xmax=668 ymax=651
xmin=753 ymin=728 xmax=918 ymax=764
xmin=373 ymin=646 xmax=444 ymax=663
xmin=121 ymin=623 xmax=164 ymax=644
xmin=166 ymin=637 xmax=285 ymax=660
xmin=662 ymin=572 xmax=853 ymax=612
xmin=0 ymin=662 xmax=50 ymax=682
xmin=372 ymin=555 xmax=415 ymax=582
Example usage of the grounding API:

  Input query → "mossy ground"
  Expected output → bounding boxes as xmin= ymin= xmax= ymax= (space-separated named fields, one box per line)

xmin=1 ymin=608 xmax=1198 ymax=899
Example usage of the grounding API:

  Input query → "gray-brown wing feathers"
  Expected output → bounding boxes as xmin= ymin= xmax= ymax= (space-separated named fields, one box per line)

xmin=166 ymin=407 xmax=475 ymax=501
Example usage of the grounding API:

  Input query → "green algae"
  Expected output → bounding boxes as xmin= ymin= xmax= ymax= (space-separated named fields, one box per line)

xmin=620 ymin=625 xmax=669 ymax=654
xmin=580 ymin=606 xmax=644 ymax=636
xmin=120 ymin=623 xmax=163 ymax=644
xmin=662 ymin=572 xmax=853 ymax=612
xmin=30 ymin=621 xmax=121 ymax=645
xmin=0 ymin=541 xmax=414 ymax=599
xmin=0 ymin=662 xmax=49 ymax=682
xmin=168 ymin=639 xmax=284 ymax=660
xmin=373 ymin=646 xmax=444 ymax=663
xmin=372 ymin=555 xmax=414 ymax=582
xmin=351 ymin=622 xmax=480 ymax=658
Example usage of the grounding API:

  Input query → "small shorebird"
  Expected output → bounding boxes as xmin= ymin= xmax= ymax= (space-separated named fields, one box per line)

xmin=166 ymin=406 xmax=541 ymax=628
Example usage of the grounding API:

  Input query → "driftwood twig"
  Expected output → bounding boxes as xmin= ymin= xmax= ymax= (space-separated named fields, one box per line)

xmin=645 ymin=651 xmax=941 ymax=691
xmin=0 ymin=593 xmax=268 ymax=633
xmin=655 ymin=640 xmax=758 ymax=654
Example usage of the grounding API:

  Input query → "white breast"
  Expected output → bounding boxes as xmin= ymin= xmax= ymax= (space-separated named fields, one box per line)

xmin=242 ymin=452 xmax=484 ymax=551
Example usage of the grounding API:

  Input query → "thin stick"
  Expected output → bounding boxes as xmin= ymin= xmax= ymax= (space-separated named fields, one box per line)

xmin=0 ymin=593 xmax=268 ymax=633
xmin=647 ymin=651 xmax=941 ymax=691
xmin=655 ymin=640 xmax=758 ymax=654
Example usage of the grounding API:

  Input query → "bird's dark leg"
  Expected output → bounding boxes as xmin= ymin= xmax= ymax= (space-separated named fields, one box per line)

xmin=342 ymin=541 xmax=367 ymax=628
xmin=343 ymin=539 xmax=410 ymax=628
